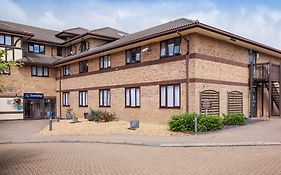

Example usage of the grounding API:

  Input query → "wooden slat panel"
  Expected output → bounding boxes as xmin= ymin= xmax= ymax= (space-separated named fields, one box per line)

xmin=200 ymin=90 xmax=219 ymax=115
xmin=228 ymin=91 xmax=243 ymax=113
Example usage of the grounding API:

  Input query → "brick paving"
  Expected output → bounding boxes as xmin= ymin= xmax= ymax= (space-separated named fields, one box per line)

xmin=0 ymin=143 xmax=281 ymax=175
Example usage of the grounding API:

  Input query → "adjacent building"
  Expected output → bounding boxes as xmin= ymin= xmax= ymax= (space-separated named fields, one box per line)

xmin=0 ymin=18 xmax=280 ymax=124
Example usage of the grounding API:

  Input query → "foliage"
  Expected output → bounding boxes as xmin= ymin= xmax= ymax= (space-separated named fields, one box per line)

xmin=87 ymin=108 xmax=117 ymax=122
xmin=100 ymin=111 xmax=117 ymax=122
xmin=169 ymin=113 xmax=224 ymax=133
xmin=223 ymin=113 xmax=246 ymax=126
xmin=13 ymin=97 xmax=22 ymax=106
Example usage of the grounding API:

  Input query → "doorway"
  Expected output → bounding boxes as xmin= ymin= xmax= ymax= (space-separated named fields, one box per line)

xmin=24 ymin=98 xmax=56 ymax=119
xmin=251 ymin=86 xmax=257 ymax=117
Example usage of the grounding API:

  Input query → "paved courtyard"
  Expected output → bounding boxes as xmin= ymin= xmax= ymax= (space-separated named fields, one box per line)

xmin=1 ymin=143 xmax=281 ymax=175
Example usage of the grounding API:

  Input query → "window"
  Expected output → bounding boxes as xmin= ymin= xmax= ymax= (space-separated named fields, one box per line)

xmin=79 ymin=61 xmax=88 ymax=73
xmin=80 ymin=41 xmax=87 ymax=52
xmin=62 ymin=65 xmax=71 ymax=76
xmin=160 ymin=84 xmax=180 ymax=108
xmin=67 ymin=46 xmax=73 ymax=56
xmin=0 ymin=34 xmax=12 ymax=46
xmin=31 ymin=66 xmax=49 ymax=77
xmin=79 ymin=91 xmax=88 ymax=107
xmin=99 ymin=89 xmax=111 ymax=107
xmin=63 ymin=92 xmax=70 ymax=106
xmin=160 ymin=37 xmax=181 ymax=57
xmin=28 ymin=43 xmax=45 ymax=54
xmin=126 ymin=47 xmax=141 ymax=64
xmin=57 ymin=47 xmax=62 ymax=56
xmin=125 ymin=87 xmax=140 ymax=107
xmin=99 ymin=55 xmax=111 ymax=69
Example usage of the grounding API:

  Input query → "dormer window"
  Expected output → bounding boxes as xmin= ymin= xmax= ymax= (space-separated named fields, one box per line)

xmin=80 ymin=41 xmax=87 ymax=52
xmin=28 ymin=43 xmax=45 ymax=54
xmin=67 ymin=46 xmax=73 ymax=56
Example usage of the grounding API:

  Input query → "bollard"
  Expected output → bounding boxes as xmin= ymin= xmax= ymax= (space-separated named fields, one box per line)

xmin=57 ymin=116 xmax=60 ymax=122
xmin=49 ymin=117 xmax=52 ymax=131
xmin=194 ymin=113 xmax=198 ymax=133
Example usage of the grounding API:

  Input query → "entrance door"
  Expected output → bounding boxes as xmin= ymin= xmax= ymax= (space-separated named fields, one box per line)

xmin=251 ymin=87 xmax=257 ymax=117
xmin=24 ymin=98 xmax=56 ymax=119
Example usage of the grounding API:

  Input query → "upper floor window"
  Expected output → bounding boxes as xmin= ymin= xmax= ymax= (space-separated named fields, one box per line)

xmin=100 ymin=55 xmax=111 ymax=69
xmin=67 ymin=46 xmax=73 ymax=56
xmin=79 ymin=91 xmax=88 ymax=107
xmin=63 ymin=92 xmax=70 ymax=106
xmin=0 ymin=34 xmax=13 ymax=46
xmin=99 ymin=89 xmax=111 ymax=107
xmin=126 ymin=47 xmax=141 ymax=64
xmin=160 ymin=37 xmax=181 ymax=58
xmin=80 ymin=41 xmax=87 ymax=52
xmin=79 ymin=60 xmax=88 ymax=73
xmin=160 ymin=84 xmax=180 ymax=108
xmin=62 ymin=64 xmax=71 ymax=76
xmin=57 ymin=47 xmax=62 ymax=56
xmin=125 ymin=87 xmax=140 ymax=108
xmin=28 ymin=43 xmax=45 ymax=54
xmin=31 ymin=66 xmax=49 ymax=77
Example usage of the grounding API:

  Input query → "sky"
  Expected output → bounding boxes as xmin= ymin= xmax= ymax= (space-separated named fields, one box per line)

xmin=1 ymin=0 xmax=281 ymax=48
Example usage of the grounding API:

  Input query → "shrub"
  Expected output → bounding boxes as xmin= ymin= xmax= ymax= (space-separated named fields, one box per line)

xmin=223 ymin=113 xmax=246 ymax=126
xmin=87 ymin=108 xmax=117 ymax=122
xmin=169 ymin=113 xmax=223 ymax=132
xmin=87 ymin=108 xmax=103 ymax=122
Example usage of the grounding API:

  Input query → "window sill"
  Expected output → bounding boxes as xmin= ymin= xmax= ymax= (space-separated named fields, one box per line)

xmin=160 ymin=54 xmax=181 ymax=59
xmin=79 ymin=105 xmax=88 ymax=108
xmin=125 ymin=106 xmax=141 ymax=108
xmin=99 ymin=106 xmax=111 ymax=108
xmin=159 ymin=106 xmax=181 ymax=109
xmin=63 ymin=105 xmax=70 ymax=107
xmin=126 ymin=61 xmax=141 ymax=65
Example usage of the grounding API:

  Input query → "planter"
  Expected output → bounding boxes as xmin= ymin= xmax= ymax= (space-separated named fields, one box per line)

xmin=17 ymin=105 xmax=23 ymax=111
xmin=130 ymin=119 xmax=139 ymax=129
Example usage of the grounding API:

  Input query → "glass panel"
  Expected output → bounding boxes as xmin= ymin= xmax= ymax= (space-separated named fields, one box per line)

xmin=79 ymin=92 xmax=83 ymax=106
xmin=131 ymin=88 xmax=136 ymax=107
xmin=135 ymin=52 xmax=141 ymax=61
xmin=126 ymin=89 xmax=130 ymax=106
xmin=160 ymin=86 xmax=166 ymax=107
xmin=39 ymin=45 xmax=45 ymax=53
xmin=29 ymin=44 xmax=34 ymax=52
xmin=108 ymin=56 xmax=111 ymax=67
xmin=174 ymin=38 xmax=181 ymax=54
xmin=104 ymin=57 xmax=108 ymax=68
xmin=108 ymin=91 xmax=111 ymax=106
xmin=99 ymin=91 xmax=103 ymax=106
xmin=100 ymin=57 xmax=103 ymax=68
xmin=0 ymin=35 xmax=4 ymax=44
xmin=167 ymin=40 xmax=174 ymax=56
xmin=174 ymin=85 xmax=180 ymax=107
xmin=43 ymin=67 xmax=48 ymax=76
xmin=34 ymin=44 xmax=40 ymax=53
xmin=167 ymin=86 xmax=174 ymax=107
xmin=66 ymin=93 xmax=69 ymax=105
xmin=136 ymin=88 xmax=140 ymax=106
xmin=5 ymin=35 xmax=12 ymax=45
xmin=32 ymin=66 xmax=37 ymax=75
xmin=85 ymin=92 xmax=88 ymax=106
xmin=160 ymin=42 xmax=166 ymax=57
xmin=104 ymin=90 xmax=108 ymax=106
xmin=126 ymin=51 xmax=131 ymax=63
xmin=37 ymin=66 xmax=43 ymax=76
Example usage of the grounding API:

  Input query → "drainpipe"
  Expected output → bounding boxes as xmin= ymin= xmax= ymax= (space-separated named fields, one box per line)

xmin=59 ymin=69 xmax=62 ymax=119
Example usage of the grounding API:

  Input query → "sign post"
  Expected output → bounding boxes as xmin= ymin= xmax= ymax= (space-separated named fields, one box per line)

xmin=201 ymin=99 xmax=212 ymax=115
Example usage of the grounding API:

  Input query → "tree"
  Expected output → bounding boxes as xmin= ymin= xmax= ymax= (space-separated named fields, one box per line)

xmin=0 ymin=49 xmax=17 ymax=92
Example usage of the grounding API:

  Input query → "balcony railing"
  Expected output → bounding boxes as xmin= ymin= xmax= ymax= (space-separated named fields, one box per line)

xmin=250 ymin=62 xmax=280 ymax=82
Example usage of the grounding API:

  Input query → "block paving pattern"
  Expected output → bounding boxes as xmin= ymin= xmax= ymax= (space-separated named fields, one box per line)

xmin=1 ymin=143 xmax=281 ymax=175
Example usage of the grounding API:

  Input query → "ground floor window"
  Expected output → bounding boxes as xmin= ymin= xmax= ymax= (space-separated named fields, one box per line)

xmin=63 ymin=92 xmax=70 ymax=106
xmin=99 ymin=89 xmax=111 ymax=107
xmin=79 ymin=91 xmax=88 ymax=107
xmin=160 ymin=84 xmax=180 ymax=108
xmin=125 ymin=87 xmax=140 ymax=107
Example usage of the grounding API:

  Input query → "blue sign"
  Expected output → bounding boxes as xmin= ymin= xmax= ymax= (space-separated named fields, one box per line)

xmin=23 ymin=93 xmax=44 ymax=99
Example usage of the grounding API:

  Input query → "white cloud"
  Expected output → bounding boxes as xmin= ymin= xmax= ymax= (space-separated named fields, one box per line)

xmin=0 ymin=0 xmax=27 ymax=22
xmin=37 ymin=11 xmax=64 ymax=28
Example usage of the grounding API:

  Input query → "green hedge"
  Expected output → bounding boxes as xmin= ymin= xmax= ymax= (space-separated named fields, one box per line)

xmin=223 ymin=113 xmax=246 ymax=126
xmin=169 ymin=113 xmax=224 ymax=132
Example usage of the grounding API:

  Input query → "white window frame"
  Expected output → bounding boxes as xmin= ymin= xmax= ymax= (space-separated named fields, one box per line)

xmin=79 ymin=91 xmax=88 ymax=107
xmin=125 ymin=87 xmax=140 ymax=107
xmin=160 ymin=84 xmax=180 ymax=108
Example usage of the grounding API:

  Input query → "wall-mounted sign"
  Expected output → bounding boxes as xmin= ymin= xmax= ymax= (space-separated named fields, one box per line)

xmin=23 ymin=93 xmax=44 ymax=99
xmin=201 ymin=99 xmax=212 ymax=110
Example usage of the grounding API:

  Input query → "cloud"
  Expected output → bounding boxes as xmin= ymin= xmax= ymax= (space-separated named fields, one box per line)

xmin=1 ymin=0 xmax=281 ymax=49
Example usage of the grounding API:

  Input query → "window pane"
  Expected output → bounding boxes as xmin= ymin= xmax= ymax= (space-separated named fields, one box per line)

xmin=99 ymin=91 xmax=103 ymax=106
xmin=174 ymin=38 xmax=181 ymax=54
xmin=79 ymin=92 xmax=82 ymax=106
xmin=85 ymin=92 xmax=88 ymax=106
xmin=135 ymin=52 xmax=141 ymax=61
xmin=130 ymin=88 xmax=136 ymax=107
xmin=32 ymin=66 xmax=37 ymax=75
xmin=108 ymin=56 xmax=111 ymax=67
xmin=160 ymin=86 xmax=166 ymax=107
xmin=104 ymin=57 xmax=108 ymax=68
xmin=136 ymin=88 xmax=140 ymax=106
xmin=174 ymin=85 xmax=180 ymax=107
xmin=5 ymin=36 xmax=12 ymax=45
xmin=34 ymin=44 xmax=40 ymax=53
xmin=43 ymin=67 xmax=48 ymax=76
xmin=104 ymin=90 xmax=108 ymax=106
xmin=167 ymin=86 xmax=174 ymax=107
xmin=0 ymin=35 xmax=4 ymax=44
xmin=40 ymin=45 xmax=45 ymax=53
xmin=108 ymin=91 xmax=111 ymax=106
xmin=126 ymin=51 xmax=131 ymax=63
xmin=37 ymin=67 xmax=43 ymax=76
xmin=160 ymin=42 xmax=166 ymax=57
xmin=167 ymin=40 xmax=174 ymax=56
xmin=29 ymin=44 xmax=34 ymax=52
xmin=126 ymin=89 xmax=130 ymax=106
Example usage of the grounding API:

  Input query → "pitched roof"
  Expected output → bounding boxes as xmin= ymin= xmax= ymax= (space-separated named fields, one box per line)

xmin=55 ymin=18 xmax=195 ymax=64
xmin=89 ymin=27 xmax=128 ymax=39
xmin=22 ymin=52 xmax=61 ymax=66
xmin=0 ymin=20 xmax=65 ymax=44
xmin=63 ymin=27 xmax=89 ymax=35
